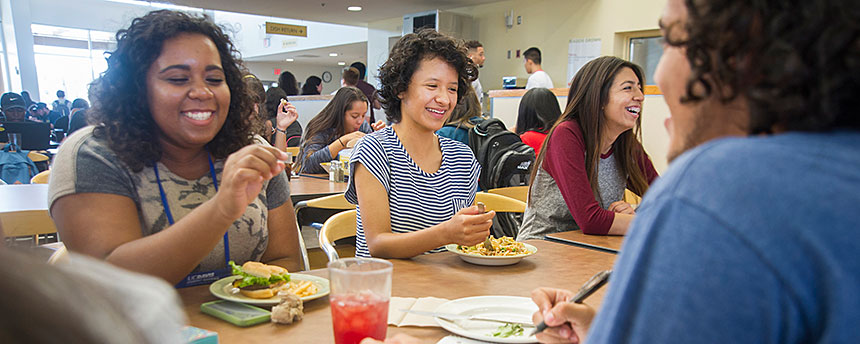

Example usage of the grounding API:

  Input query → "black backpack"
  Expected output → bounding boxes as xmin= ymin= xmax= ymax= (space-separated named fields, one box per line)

xmin=468 ymin=118 xmax=536 ymax=190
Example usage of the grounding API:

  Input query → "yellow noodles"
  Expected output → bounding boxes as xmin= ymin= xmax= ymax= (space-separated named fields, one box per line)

xmin=457 ymin=236 xmax=529 ymax=256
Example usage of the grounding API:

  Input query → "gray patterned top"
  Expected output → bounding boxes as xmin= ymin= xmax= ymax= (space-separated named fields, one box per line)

xmin=49 ymin=126 xmax=290 ymax=273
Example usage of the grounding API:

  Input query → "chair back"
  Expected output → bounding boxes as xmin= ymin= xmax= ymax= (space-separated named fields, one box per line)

xmin=623 ymin=189 xmax=642 ymax=205
xmin=27 ymin=152 xmax=49 ymax=163
xmin=293 ymin=194 xmax=354 ymax=269
xmin=318 ymin=210 xmax=357 ymax=262
xmin=47 ymin=243 xmax=69 ymax=265
xmin=295 ymin=193 xmax=353 ymax=211
xmin=487 ymin=186 xmax=529 ymax=203
xmin=31 ymin=170 xmax=50 ymax=184
xmin=474 ymin=192 xmax=527 ymax=213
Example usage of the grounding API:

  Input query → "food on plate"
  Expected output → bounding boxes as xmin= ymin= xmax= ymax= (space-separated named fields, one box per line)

xmin=229 ymin=261 xmax=290 ymax=299
xmin=271 ymin=293 xmax=304 ymax=324
xmin=457 ymin=236 xmax=529 ymax=256
xmin=282 ymin=279 xmax=318 ymax=298
xmin=490 ymin=323 xmax=524 ymax=338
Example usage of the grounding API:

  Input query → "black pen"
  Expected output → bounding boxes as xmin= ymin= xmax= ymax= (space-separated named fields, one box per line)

xmin=529 ymin=270 xmax=612 ymax=337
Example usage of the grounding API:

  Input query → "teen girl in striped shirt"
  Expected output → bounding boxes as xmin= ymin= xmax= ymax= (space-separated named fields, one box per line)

xmin=344 ymin=29 xmax=495 ymax=258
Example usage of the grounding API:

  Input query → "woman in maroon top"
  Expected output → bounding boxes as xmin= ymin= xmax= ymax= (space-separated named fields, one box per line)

xmin=519 ymin=56 xmax=658 ymax=238
xmin=515 ymin=87 xmax=562 ymax=155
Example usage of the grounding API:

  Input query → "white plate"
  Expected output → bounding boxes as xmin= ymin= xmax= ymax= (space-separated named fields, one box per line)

xmin=209 ymin=273 xmax=330 ymax=306
xmin=434 ymin=296 xmax=538 ymax=343
xmin=445 ymin=243 xmax=537 ymax=266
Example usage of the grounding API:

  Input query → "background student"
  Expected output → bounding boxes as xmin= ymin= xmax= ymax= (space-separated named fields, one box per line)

xmin=524 ymin=47 xmax=553 ymax=89
xmin=296 ymin=87 xmax=381 ymax=174
xmin=514 ymin=87 xmax=562 ymax=155
xmin=518 ymin=57 xmax=658 ymax=240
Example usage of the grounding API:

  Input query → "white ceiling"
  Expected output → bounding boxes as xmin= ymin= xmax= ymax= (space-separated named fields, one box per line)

xmin=156 ymin=0 xmax=501 ymax=27
xmin=243 ymin=41 xmax=367 ymax=67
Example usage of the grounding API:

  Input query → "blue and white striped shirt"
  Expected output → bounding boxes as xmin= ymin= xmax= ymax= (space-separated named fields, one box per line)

xmin=345 ymin=126 xmax=480 ymax=258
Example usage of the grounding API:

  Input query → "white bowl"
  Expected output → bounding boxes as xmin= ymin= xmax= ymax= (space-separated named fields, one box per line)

xmin=445 ymin=243 xmax=537 ymax=266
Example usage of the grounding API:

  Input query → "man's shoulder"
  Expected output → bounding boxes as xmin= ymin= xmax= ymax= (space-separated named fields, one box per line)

xmin=645 ymin=132 xmax=860 ymax=236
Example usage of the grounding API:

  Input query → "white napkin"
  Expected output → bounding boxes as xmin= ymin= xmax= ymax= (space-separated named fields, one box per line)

xmin=388 ymin=296 xmax=450 ymax=327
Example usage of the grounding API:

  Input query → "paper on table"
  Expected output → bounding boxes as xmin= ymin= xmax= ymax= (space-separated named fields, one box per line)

xmin=388 ymin=297 xmax=450 ymax=327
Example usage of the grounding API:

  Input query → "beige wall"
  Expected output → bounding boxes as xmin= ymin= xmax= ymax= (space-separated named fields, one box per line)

xmin=366 ymin=0 xmax=672 ymax=172
xmin=455 ymin=0 xmax=670 ymax=172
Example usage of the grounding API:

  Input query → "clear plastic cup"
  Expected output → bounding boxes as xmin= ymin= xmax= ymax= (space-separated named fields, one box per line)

xmin=328 ymin=258 xmax=392 ymax=344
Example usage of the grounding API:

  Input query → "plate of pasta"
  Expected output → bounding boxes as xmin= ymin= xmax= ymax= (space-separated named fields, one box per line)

xmin=445 ymin=237 xmax=537 ymax=266
xmin=210 ymin=273 xmax=330 ymax=306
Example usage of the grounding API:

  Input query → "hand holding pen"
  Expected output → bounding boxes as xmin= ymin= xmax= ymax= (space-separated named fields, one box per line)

xmin=529 ymin=270 xmax=611 ymax=342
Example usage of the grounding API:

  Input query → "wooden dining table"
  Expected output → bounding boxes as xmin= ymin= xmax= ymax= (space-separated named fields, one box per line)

xmin=289 ymin=174 xmax=348 ymax=203
xmin=545 ymin=230 xmax=625 ymax=254
xmin=0 ymin=184 xmax=56 ymax=238
xmin=179 ymin=239 xmax=617 ymax=343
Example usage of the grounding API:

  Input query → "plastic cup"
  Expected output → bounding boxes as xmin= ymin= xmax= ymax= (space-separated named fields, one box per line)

xmin=328 ymin=258 xmax=392 ymax=344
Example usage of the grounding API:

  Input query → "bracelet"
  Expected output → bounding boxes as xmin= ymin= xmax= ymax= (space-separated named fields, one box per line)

xmin=273 ymin=126 xmax=287 ymax=134
xmin=338 ymin=138 xmax=345 ymax=146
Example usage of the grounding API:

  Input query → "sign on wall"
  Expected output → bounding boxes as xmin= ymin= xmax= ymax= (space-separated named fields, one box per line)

xmin=265 ymin=22 xmax=308 ymax=37
xmin=567 ymin=38 xmax=601 ymax=85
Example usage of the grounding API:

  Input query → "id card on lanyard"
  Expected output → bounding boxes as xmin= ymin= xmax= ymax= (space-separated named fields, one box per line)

xmin=154 ymin=153 xmax=231 ymax=288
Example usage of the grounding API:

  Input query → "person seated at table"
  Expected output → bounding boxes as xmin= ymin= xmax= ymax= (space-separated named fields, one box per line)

xmin=244 ymin=73 xmax=298 ymax=151
xmin=48 ymin=10 xmax=303 ymax=287
xmin=264 ymin=86 xmax=303 ymax=147
xmin=529 ymin=0 xmax=860 ymax=342
xmin=345 ymin=29 xmax=495 ymax=259
xmin=436 ymin=85 xmax=483 ymax=146
xmin=295 ymin=86 xmax=384 ymax=174
xmin=517 ymin=57 xmax=658 ymax=240
xmin=514 ymin=87 xmax=562 ymax=155
xmin=0 ymin=224 xmax=186 ymax=344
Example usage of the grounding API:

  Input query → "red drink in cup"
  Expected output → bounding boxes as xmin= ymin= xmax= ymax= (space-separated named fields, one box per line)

xmin=328 ymin=258 xmax=393 ymax=344
xmin=330 ymin=292 xmax=389 ymax=344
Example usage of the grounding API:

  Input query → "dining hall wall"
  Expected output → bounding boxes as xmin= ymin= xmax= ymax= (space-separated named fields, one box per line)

xmin=243 ymin=61 xmax=345 ymax=96
xmin=446 ymin=0 xmax=671 ymax=173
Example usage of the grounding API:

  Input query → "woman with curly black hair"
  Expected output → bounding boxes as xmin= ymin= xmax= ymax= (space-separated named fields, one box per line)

xmin=48 ymin=10 xmax=303 ymax=286
xmin=344 ymin=29 xmax=495 ymax=258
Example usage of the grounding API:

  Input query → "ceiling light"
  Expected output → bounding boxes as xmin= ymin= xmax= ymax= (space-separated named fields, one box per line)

xmin=338 ymin=62 xmax=346 ymax=66
xmin=329 ymin=53 xmax=338 ymax=57
xmin=285 ymin=58 xmax=294 ymax=62
xmin=347 ymin=6 xmax=362 ymax=12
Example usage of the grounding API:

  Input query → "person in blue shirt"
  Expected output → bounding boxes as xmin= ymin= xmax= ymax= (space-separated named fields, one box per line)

xmin=527 ymin=0 xmax=860 ymax=343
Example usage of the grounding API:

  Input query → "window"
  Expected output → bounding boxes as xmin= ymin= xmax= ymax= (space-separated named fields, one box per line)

xmin=31 ymin=24 xmax=116 ymax=103
xmin=628 ymin=36 xmax=663 ymax=86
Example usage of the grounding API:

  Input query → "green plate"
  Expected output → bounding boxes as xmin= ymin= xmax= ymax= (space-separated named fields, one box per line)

xmin=209 ymin=273 xmax=330 ymax=306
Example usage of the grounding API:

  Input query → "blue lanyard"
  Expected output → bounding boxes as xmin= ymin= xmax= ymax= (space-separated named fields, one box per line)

xmin=154 ymin=153 xmax=231 ymax=287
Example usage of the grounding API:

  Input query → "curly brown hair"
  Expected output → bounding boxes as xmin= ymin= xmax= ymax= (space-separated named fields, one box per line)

xmin=377 ymin=29 xmax=477 ymax=123
xmin=88 ymin=10 xmax=258 ymax=172
xmin=668 ymin=0 xmax=860 ymax=133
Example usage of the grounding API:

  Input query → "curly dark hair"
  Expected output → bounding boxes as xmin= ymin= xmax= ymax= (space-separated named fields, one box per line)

xmin=88 ymin=10 xmax=257 ymax=172
xmin=668 ymin=0 xmax=860 ymax=133
xmin=377 ymin=29 xmax=477 ymax=123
